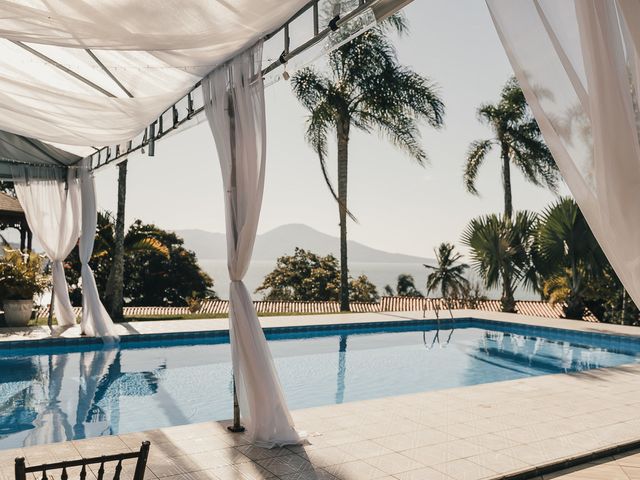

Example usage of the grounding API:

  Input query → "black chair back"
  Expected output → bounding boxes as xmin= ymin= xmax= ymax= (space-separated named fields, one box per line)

xmin=15 ymin=441 xmax=150 ymax=480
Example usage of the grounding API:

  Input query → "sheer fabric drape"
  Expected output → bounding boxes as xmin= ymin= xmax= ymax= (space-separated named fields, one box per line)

xmin=487 ymin=0 xmax=640 ymax=308
xmin=12 ymin=166 xmax=80 ymax=327
xmin=202 ymin=42 xmax=300 ymax=447
xmin=79 ymin=160 xmax=118 ymax=343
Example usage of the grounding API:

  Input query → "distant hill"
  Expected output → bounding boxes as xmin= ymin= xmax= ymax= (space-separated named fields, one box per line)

xmin=175 ymin=224 xmax=434 ymax=264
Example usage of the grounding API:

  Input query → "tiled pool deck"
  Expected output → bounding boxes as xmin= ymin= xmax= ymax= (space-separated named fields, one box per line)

xmin=2 ymin=310 xmax=640 ymax=480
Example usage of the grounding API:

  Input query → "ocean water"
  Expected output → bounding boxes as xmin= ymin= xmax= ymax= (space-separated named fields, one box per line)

xmin=1 ymin=319 xmax=637 ymax=449
xmin=199 ymin=259 xmax=539 ymax=301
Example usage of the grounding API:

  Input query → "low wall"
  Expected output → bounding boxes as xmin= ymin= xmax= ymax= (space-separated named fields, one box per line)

xmin=33 ymin=297 xmax=596 ymax=321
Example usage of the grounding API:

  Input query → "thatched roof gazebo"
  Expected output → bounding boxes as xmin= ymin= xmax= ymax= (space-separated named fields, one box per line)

xmin=0 ymin=191 xmax=31 ymax=252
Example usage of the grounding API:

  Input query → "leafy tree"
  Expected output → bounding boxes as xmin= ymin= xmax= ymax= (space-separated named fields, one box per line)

xmin=535 ymin=197 xmax=607 ymax=320
xmin=462 ymin=211 xmax=538 ymax=312
xmin=66 ymin=212 xmax=214 ymax=309
xmin=291 ymin=13 xmax=444 ymax=311
xmin=395 ymin=273 xmax=423 ymax=297
xmin=424 ymin=243 xmax=469 ymax=299
xmin=123 ymin=221 xmax=214 ymax=306
xmin=256 ymin=248 xmax=378 ymax=302
xmin=256 ymin=248 xmax=340 ymax=301
xmin=350 ymin=274 xmax=379 ymax=303
xmin=464 ymin=77 xmax=558 ymax=217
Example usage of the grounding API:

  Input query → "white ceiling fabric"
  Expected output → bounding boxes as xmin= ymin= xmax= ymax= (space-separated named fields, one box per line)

xmin=0 ymin=0 xmax=308 ymax=147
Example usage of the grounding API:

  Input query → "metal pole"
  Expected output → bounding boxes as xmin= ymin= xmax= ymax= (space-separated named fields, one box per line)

xmin=226 ymin=86 xmax=245 ymax=434
xmin=228 ymin=375 xmax=245 ymax=433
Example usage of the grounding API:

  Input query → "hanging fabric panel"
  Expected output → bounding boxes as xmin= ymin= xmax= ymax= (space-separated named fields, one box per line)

xmin=78 ymin=159 xmax=119 ymax=343
xmin=202 ymin=42 xmax=301 ymax=447
xmin=487 ymin=0 xmax=640 ymax=309
xmin=11 ymin=166 xmax=81 ymax=327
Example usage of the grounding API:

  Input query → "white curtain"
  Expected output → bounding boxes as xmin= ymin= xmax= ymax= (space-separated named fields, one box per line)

xmin=12 ymin=166 xmax=81 ymax=327
xmin=202 ymin=42 xmax=300 ymax=447
xmin=79 ymin=160 xmax=119 ymax=343
xmin=487 ymin=0 xmax=640 ymax=308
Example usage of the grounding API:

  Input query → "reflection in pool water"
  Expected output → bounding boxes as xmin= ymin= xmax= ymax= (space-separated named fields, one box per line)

xmin=0 ymin=321 xmax=638 ymax=449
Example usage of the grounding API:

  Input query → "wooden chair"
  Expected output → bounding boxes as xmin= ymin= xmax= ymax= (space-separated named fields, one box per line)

xmin=15 ymin=441 xmax=150 ymax=480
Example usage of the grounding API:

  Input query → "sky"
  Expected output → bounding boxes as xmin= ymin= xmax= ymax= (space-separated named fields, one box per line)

xmin=92 ymin=0 xmax=570 ymax=260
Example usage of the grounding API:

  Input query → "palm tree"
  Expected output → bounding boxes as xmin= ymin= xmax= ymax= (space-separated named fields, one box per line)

xmin=464 ymin=77 xmax=558 ymax=218
xmin=535 ymin=197 xmax=606 ymax=320
xmin=462 ymin=211 xmax=538 ymax=313
xmin=291 ymin=14 xmax=445 ymax=311
xmin=395 ymin=273 xmax=423 ymax=297
xmin=424 ymin=243 xmax=469 ymax=300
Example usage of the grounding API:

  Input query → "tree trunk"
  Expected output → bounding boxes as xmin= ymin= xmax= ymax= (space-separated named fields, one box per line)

xmin=501 ymin=271 xmax=516 ymax=313
xmin=105 ymin=160 xmax=127 ymax=321
xmin=337 ymin=117 xmax=350 ymax=312
xmin=565 ymin=258 xmax=585 ymax=320
xmin=501 ymin=143 xmax=513 ymax=218
xmin=564 ymin=295 xmax=585 ymax=320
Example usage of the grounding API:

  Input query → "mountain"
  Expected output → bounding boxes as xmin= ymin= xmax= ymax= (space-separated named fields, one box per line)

xmin=175 ymin=224 xmax=434 ymax=264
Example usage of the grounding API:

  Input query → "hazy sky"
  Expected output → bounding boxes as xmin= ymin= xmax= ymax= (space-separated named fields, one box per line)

xmin=93 ymin=0 xmax=570 ymax=259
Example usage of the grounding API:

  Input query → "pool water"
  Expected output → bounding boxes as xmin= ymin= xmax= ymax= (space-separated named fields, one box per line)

xmin=0 ymin=319 xmax=639 ymax=449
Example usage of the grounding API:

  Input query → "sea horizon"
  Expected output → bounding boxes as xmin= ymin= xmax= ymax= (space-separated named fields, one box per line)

xmin=199 ymin=258 xmax=541 ymax=302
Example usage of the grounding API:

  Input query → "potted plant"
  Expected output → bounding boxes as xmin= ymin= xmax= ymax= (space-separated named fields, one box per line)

xmin=0 ymin=249 xmax=47 ymax=327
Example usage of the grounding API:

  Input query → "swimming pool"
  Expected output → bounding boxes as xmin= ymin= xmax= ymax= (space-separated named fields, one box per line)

xmin=0 ymin=318 xmax=639 ymax=449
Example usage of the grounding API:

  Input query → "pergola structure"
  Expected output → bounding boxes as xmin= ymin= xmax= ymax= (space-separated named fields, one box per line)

xmin=0 ymin=0 xmax=637 ymax=448
xmin=0 ymin=191 xmax=31 ymax=252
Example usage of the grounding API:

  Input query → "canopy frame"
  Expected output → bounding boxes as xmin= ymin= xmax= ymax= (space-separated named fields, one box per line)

xmin=82 ymin=0 xmax=405 ymax=171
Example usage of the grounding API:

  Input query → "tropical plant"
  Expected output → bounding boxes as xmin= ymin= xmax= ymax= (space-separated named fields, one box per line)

xmin=395 ymin=273 xmax=423 ymax=297
xmin=256 ymin=248 xmax=378 ymax=302
xmin=457 ymin=281 xmax=488 ymax=309
xmin=0 ymin=249 xmax=47 ymax=301
xmin=424 ymin=243 xmax=469 ymax=300
xmin=583 ymin=264 xmax=639 ymax=325
xmin=291 ymin=13 xmax=445 ymax=311
xmin=535 ymin=197 xmax=607 ymax=320
xmin=462 ymin=211 xmax=538 ymax=312
xmin=464 ymin=77 xmax=558 ymax=217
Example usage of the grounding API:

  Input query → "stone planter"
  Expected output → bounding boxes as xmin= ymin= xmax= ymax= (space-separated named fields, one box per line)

xmin=3 ymin=299 xmax=33 ymax=327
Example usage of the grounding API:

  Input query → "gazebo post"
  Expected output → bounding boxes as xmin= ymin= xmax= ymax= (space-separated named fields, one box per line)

xmin=47 ymin=285 xmax=55 ymax=330
xmin=225 ymin=89 xmax=245 ymax=435
xmin=19 ymin=225 xmax=26 ymax=251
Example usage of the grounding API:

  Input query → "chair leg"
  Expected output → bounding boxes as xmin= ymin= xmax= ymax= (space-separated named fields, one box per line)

xmin=133 ymin=441 xmax=151 ymax=480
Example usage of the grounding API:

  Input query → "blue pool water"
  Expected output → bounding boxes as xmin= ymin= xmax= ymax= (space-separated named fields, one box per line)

xmin=1 ymin=319 xmax=639 ymax=449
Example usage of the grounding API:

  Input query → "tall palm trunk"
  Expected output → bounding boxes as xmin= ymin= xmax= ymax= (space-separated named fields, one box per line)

xmin=105 ymin=160 xmax=127 ymax=321
xmin=501 ymin=268 xmax=516 ymax=313
xmin=500 ymin=141 xmax=513 ymax=218
xmin=337 ymin=116 xmax=350 ymax=312
xmin=565 ymin=257 xmax=585 ymax=320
